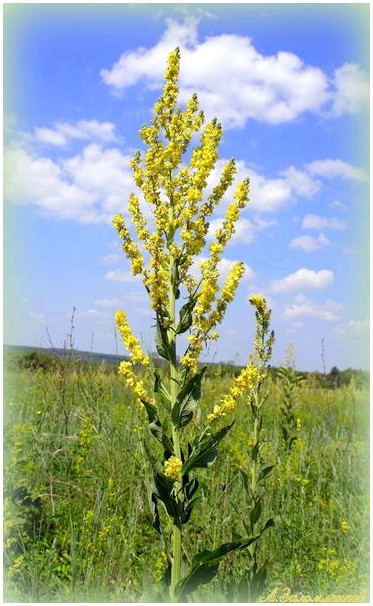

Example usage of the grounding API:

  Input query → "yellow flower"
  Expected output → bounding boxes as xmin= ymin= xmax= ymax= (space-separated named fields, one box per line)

xmin=118 ymin=361 xmax=150 ymax=404
xmin=112 ymin=213 xmax=145 ymax=276
xmin=115 ymin=310 xmax=150 ymax=366
xmin=249 ymin=294 xmax=266 ymax=312
xmin=296 ymin=418 xmax=302 ymax=432
xmin=341 ymin=520 xmax=350 ymax=533
xmin=208 ymin=363 xmax=261 ymax=421
xmin=164 ymin=455 xmax=183 ymax=481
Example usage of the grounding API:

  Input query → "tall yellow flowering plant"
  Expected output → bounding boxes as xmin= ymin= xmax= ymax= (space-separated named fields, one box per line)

xmin=113 ymin=48 xmax=273 ymax=602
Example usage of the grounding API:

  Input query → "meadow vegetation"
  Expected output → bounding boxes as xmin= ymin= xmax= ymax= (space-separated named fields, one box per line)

xmin=3 ymin=351 xmax=369 ymax=602
xmin=4 ymin=47 xmax=369 ymax=602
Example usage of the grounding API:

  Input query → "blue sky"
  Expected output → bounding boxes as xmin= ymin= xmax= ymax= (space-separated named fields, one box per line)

xmin=4 ymin=3 xmax=370 ymax=371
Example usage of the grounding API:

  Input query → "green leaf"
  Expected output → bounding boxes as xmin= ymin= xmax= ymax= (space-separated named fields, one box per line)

xmin=262 ymin=517 xmax=275 ymax=533
xmin=172 ymin=367 xmax=207 ymax=429
xmin=250 ymin=500 xmax=262 ymax=528
xmin=154 ymin=472 xmax=180 ymax=521
xmin=155 ymin=315 xmax=175 ymax=363
xmin=182 ymin=422 xmax=234 ymax=476
xmin=142 ymin=399 xmax=158 ymax=424
xmin=176 ymin=299 xmax=196 ymax=335
xmin=258 ymin=465 xmax=275 ymax=482
xmin=153 ymin=368 xmax=170 ymax=405
xmin=251 ymin=440 xmax=260 ymax=461
xmin=150 ymin=493 xmax=162 ymax=535
xmin=142 ymin=400 xmax=173 ymax=458
xmin=239 ymin=468 xmax=249 ymax=493
xmin=181 ymin=478 xmax=202 ymax=524
xmin=175 ymin=536 xmax=260 ymax=601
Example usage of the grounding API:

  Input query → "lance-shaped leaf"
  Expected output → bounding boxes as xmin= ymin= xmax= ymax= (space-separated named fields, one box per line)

xmin=176 ymin=299 xmax=197 ymax=335
xmin=182 ymin=421 xmax=234 ymax=476
xmin=142 ymin=400 xmax=173 ymax=458
xmin=150 ymin=492 xmax=162 ymax=535
xmin=153 ymin=472 xmax=180 ymax=522
xmin=155 ymin=315 xmax=176 ymax=363
xmin=175 ymin=536 xmax=260 ymax=601
xmin=250 ymin=500 xmax=262 ymax=529
xmin=172 ymin=366 xmax=207 ymax=429
xmin=181 ymin=477 xmax=202 ymax=524
xmin=153 ymin=367 xmax=171 ymax=406
xmin=258 ymin=464 xmax=275 ymax=482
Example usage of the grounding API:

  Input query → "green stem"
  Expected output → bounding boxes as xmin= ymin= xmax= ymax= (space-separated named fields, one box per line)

xmin=168 ymin=204 xmax=182 ymax=602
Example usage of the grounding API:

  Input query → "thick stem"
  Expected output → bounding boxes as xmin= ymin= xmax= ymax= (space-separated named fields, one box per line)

xmin=168 ymin=203 xmax=182 ymax=602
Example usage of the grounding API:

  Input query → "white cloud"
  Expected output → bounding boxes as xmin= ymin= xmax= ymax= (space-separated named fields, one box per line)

xmin=74 ymin=308 xmax=108 ymax=319
xmin=328 ymin=200 xmax=346 ymax=211
xmin=4 ymin=142 xmax=134 ymax=223
xmin=306 ymin=159 xmax=367 ymax=181
xmin=4 ymin=132 xmax=364 ymax=224
xmin=34 ymin=120 xmax=120 ymax=147
xmin=191 ymin=256 xmax=255 ymax=284
xmin=101 ymin=253 xmax=122 ymax=265
xmin=289 ymin=233 xmax=330 ymax=252
xmin=280 ymin=166 xmax=321 ymax=198
xmin=333 ymin=318 xmax=370 ymax=339
xmin=284 ymin=295 xmax=342 ymax=322
xmin=101 ymin=18 xmax=368 ymax=128
xmin=330 ymin=63 xmax=370 ymax=117
xmin=207 ymin=216 xmax=275 ymax=244
xmin=271 ymin=268 xmax=334 ymax=293
xmin=105 ymin=269 xmax=140 ymax=283
xmin=94 ymin=298 xmax=121 ymax=307
xmin=301 ymin=214 xmax=346 ymax=230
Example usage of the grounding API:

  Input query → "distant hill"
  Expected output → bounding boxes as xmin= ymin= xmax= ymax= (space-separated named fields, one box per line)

xmin=3 ymin=344 xmax=127 ymax=367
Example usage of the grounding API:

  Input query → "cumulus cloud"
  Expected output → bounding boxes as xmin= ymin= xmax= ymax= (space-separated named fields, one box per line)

xmin=333 ymin=318 xmax=370 ymax=339
xmin=34 ymin=120 xmax=120 ymax=147
xmin=207 ymin=216 xmax=275 ymax=244
xmin=306 ymin=158 xmax=367 ymax=181
xmin=330 ymin=63 xmax=370 ymax=117
xmin=284 ymin=295 xmax=342 ymax=322
xmin=279 ymin=166 xmax=321 ymax=198
xmin=4 ymin=142 xmax=134 ymax=223
xmin=191 ymin=256 xmax=255 ymax=284
xmin=4 ymin=132 xmax=365 ymax=223
xmin=270 ymin=268 xmax=334 ymax=293
xmin=101 ymin=18 xmax=368 ymax=128
xmin=74 ymin=308 xmax=108 ymax=320
xmin=104 ymin=269 xmax=140 ymax=283
xmin=289 ymin=233 xmax=330 ymax=253
xmin=302 ymin=214 xmax=346 ymax=230
xmin=94 ymin=298 xmax=121 ymax=307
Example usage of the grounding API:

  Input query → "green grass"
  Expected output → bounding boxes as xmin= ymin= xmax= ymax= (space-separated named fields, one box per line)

xmin=3 ymin=358 xmax=369 ymax=602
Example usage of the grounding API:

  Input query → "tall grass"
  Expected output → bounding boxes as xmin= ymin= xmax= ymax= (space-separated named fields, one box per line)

xmin=3 ymin=358 xmax=369 ymax=602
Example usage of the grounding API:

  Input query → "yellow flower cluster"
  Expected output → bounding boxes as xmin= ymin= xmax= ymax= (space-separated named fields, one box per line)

xmin=112 ymin=213 xmax=144 ymax=276
xmin=128 ymin=193 xmax=150 ymax=243
xmin=212 ymin=261 xmax=246 ymax=325
xmin=214 ymin=179 xmax=250 ymax=248
xmin=207 ymin=363 xmax=262 ymax=422
xmin=143 ymin=232 xmax=169 ymax=310
xmin=249 ymin=294 xmax=266 ymax=312
xmin=341 ymin=520 xmax=350 ymax=533
xmin=115 ymin=310 xmax=150 ymax=366
xmin=164 ymin=455 xmax=183 ymax=481
xmin=180 ymin=259 xmax=246 ymax=372
xmin=118 ymin=361 xmax=150 ymax=405
xmin=113 ymin=47 xmax=254 ymax=382
xmin=249 ymin=294 xmax=275 ymax=364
